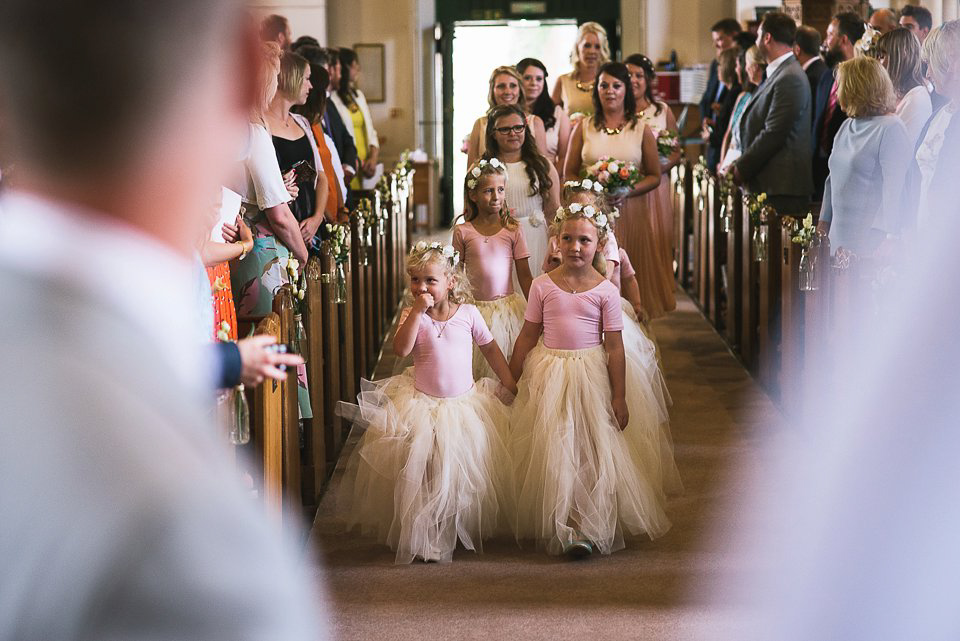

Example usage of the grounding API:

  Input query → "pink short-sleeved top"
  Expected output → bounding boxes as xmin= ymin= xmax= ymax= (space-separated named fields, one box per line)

xmin=619 ymin=248 xmax=635 ymax=280
xmin=452 ymin=222 xmax=530 ymax=301
xmin=402 ymin=303 xmax=493 ymax=397
xmin=524 ymin=274 xmax=623 ymax=349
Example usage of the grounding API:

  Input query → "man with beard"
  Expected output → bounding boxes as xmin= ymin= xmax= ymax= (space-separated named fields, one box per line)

xmin=812 ymin=11 xmax=865 ymax=200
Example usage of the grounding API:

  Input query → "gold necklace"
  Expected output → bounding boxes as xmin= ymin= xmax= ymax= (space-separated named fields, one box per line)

xmin=601 ymin=125 xmax=623 ymax=135
xmin=430 ymin=306 xmax=454 ymax=338
xmin=575 ymin=79 xmax=594 ymax=92
xmin=558 ymin=269 xmax=580 ymax=294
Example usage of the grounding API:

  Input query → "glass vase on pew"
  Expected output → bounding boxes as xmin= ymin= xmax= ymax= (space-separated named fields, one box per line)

xmin=334 ymin=262 xmax=348 ymax=304
xmin=228 ymin=385 xmax=250 ymax=445
xmin=752 ymin=224 xmax=768 ymax=263
xmin=799 ymin=234 xmax=820 ymax=292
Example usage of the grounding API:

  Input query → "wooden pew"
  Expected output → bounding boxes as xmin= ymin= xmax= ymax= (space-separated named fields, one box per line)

xmin=271 ymin=284 xmax=301 ymax=525
xmin=302 ymin=257 xmax=326 ymax=507
xmin=252 ymin=312 xmax=283 ymax=517
xmin=724 ymin=188 xmax=743 ymax=348
xmin=706 ymin=176 xmax=723 ymax=328
xmin=691 ymin=168 xmax=705 ymax=301
xmin=319 ymin=250 xmax=343 ymax=465
xmin=779 ymin=222 xmax=804 ymax=416
xmin=739 ymin=193 xmax=759 ymax=375
xmin=349 ymin=216 xmax=370 ymax=379
xmin=756 ymin=211 xmax=782 ymax=397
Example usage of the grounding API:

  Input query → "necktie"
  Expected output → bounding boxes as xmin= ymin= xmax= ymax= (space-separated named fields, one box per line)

xmin=819 ymin=80 xmax=839 ymax=154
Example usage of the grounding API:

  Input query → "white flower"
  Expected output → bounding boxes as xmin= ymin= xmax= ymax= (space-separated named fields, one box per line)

xmin=217 ymin=329 xmax=230 ymax=342
xmin=467 ymin=179 xmax=477 ymax=189
xmin=298 ymin=289 xmax=306 ymax=301
xmin=582 ymin=178 xmax=593 ymax=190
xmin=610 ymin=207 xmax=620 ymax=219
xmin=471 ymin=167 xmax=482 ymax=178
xmin=607 ymin=162 xmax=619 ymax=174
xmin=415 ymin=240 xmax=427 ymax=251
xmin=556 ymin=206 xmax=565 ymax=217
xmin=220 ymin=320 xmax=230 ymax=332
xmin=596 ymin=213 xmax=608 ymax=227
xmin=528 ymin=211 xmax=545 ymax=227
xmin=568 ymin=203 xmax=583 ymax=213
xmin=489 ymin=158 xmax=503 ymax=169
xmin=452 ymin=253 xmax=460 ymax=266
xmin=442 ymin=245 xmax=455 ymax=258
xmin=583 ymin=205 xmax=596 ymax=218
xmin=593 ymin=182 xmax=603 ymax=193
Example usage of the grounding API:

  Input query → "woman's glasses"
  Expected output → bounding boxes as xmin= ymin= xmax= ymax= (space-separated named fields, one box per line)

xmin=494 ymin=124 xmax=526 ymax=135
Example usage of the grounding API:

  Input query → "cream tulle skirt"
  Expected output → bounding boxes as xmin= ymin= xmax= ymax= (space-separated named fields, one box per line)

xmin=509 ymin=344 xmax=678 ymax=555
xmin=474 ymin=293 xmax=526 ymax=380
xmin=338 ymin=370 xmax=512 ymax=564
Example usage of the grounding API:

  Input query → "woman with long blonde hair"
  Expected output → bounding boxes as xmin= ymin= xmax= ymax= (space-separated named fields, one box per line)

xmin=877 ymin=27 xmax=932 ymax=144
xmin=551 ymin=21 xmax=611 ymax=120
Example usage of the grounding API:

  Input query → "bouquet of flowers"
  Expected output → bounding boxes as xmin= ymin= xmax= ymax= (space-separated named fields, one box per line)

xmin=650 ymin=126 xmax=680 ymax=161
xmin=583 ymin=157 xmax=643 ymax=197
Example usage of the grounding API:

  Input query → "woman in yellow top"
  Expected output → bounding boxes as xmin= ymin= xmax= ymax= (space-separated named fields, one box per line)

xmin=330 ymin=48 xmax=380 ymax=195
xmin=551 ymin=21 xmax=611 ymax=121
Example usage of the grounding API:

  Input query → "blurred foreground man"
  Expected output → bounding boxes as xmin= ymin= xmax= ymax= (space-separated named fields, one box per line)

xmin=0 ymin=1 xmax=325 ymax=639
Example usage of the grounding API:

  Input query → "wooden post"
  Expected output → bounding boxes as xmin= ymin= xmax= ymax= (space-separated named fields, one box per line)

xmin=691 ymin=174 xmax=703 ymax=301
xmin=803 ymin=236 xmax=831 ymax=401
xmin=320 ymin=255 xmax=342 ymax=466
xmin=350 ymin=217 xmax=369 ymax=379
xmin=340 ymin=257 xmax=358 ymax=404
xmin=707 ymin=177 xmax=723 ymax=328
xmin=302 ymin=258 xmax=326 ymax=507
xmin=779 ymin=224 xmax=804 ymax=416
xmin=253 ymin=313 xmax=283 ymax=518
xmin=271 ymin=284 xmax=301 ymax=524
xmin=739 ymin=193 xmax=758 ymax=374
xmin=724 ymin=190 xmax=743 ymax=347
xmin=757 ymin=213 xmax=782 ymax=398
xmin=680 ymin=162 xmax=693 ymax=289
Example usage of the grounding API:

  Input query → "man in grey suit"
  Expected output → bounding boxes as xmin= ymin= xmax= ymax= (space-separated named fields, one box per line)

xmin=0 ymin=1 xmax=325 ymax=639
xmin=728 ymin=11 xmax=813 ymax=216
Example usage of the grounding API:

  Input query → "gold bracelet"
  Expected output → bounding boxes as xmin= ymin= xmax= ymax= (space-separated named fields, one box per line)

xmin=236 ymin=241 xmax=248 ymax=260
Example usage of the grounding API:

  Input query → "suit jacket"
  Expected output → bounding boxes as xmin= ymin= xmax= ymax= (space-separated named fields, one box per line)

xmin=699 ymin=58 xmax=722 ymax=122
xmin=910 ymin=106 xmax=960 ymax=230
xmin=804 ymin=58 xmax=828 ymax=106
xmin=0 ymin=260 xmax=324 ymax=640
xmin=324 ymin=102 xmax=358 ymax=173
xmin=736 ymin=55 xmax=813 ymax=199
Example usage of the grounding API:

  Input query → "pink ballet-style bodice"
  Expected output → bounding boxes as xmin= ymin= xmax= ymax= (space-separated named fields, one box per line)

xmin=524 ymin=274 xmax=623 ymax=350
xmin=405 ymin=303 xmax=493 ymax=397
xmin=581 ymin=120 xmax=648 ymax=166
xmin=619 ymin=248 xmax=635 ymax=280
xmin=452 ymin=222 xmax=530 ymax=301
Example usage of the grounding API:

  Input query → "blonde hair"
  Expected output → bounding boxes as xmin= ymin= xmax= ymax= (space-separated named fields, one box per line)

xmin=252 ymin=41 xmax=282 ymax=125
xmin=745 ymin=45 xmax=766 ymax=70
xmin=570 ymin=21 xmax=611 ymax=70
xmin=463 ymin=159 xmax=518 ymax=230
xmin=836 ymin=56 xmax=896 ymax=118
xmin=877 ymin=28 xmax=924 ymax=99
xmin=921 ymin=20 xmax=960 ymax=85
xmin=277 ymin=51 xmax=308 ymax=102
xmin=487 ymin=66 xmax=526 ymax=109
xmin=405 ymin=245 xmax=473 ymax=305
xmin=550 ymin=203 xmax=612 ymax=276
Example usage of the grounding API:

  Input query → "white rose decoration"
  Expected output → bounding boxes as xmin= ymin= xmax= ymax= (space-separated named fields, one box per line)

xmin=593 ymin=182 xmax=604 ymax=193
xmin=415 ymin=240 xmax=427 ymax=251
xmin=568 ymin=203 xmax=583 ymax=213
xmin=596 ymin=213 xmax=608 ymax=227
xmin=582 ymin=178 xmax=594 ymax=190
xmin=608 ymin=162 xmax=619 ymax=174
xmin=442 ymin=245 xmax=455 ymax=258
xmin=583 ymin=205 xmax=596 ymax=218
xmin=471 ymin=167 xmax=482 ymax=178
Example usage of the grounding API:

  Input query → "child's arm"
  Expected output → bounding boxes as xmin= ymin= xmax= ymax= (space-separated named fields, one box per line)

xmin=509 ymin=321 xmax=542 ymax=382
xmin=605 ymin=260 xmax=618 ymax=281
xmin=392 ymin=295 xmax=432 ymax=357
xmin=604 ymin=330 xmax=629 ymax=430
xmin=515 ymin=257 xmax=533 ymax=300
xmin=621 ymin=275 xmax=649 ymax=323
xmin=478 ymin=341 xmax=517 ymax=395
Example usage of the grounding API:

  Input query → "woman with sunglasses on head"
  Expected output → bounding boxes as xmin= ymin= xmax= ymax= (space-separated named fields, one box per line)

xmin=484 ymin=104 xmax=560 ymax=281
xmin=518 ymin=58 xmax=571 ymax=175
xmin=466 ymin=66 xmax=547 ymax=168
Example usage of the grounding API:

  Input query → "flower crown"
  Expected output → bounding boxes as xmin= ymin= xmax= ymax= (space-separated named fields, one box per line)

xmin=466 ymin=157 xmax=506 ymax=190
xmin=855 ymin=23 xmax=881 ymax=58
xmin=564 ymin=178 xmax=605 ymax=194
xmin=553 ymin=203 xmax=612 ymax=232
xmin=412 ymin=240 xmax=460 ymax=266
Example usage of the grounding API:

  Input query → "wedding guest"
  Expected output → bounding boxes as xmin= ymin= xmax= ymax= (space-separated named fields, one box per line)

xmin=813 ymin=12 xmax=865 ymax=200
xmin=817 ymin=56 xmax=912 ymax=256
xmin=330 ymin=47 xmax=379 ymax=198
xmin=869 ymin=9 xmax=899 ymax=35
xmin=795 ymin=25 xmax=827 ymax=102
xmin=699 ymin=18 xmax=742 ymax=171
xmin=705 ymin=48 xmax=741 ymax=170
xmin=565 ymin=62 xmax=672 ymax=317
xmin=720 ymin=46 xmax=766 ymax=169
xmin=518 ymin=57 xmax=570 ymax=174
xmin=877 ymin=28 xmax=932 ymax=145
xmin=261 ymin=14 xmax=292 ymax=50
xmin=729 ymin=11 xmax=812 ymax=216
xmin=551 ymin=21 xmax=611 ymax=120
xmin=899 ymin=4 xmax=933 ymax=43
xmin=0 ymin=1 xmax=324 ymax=637
xmin=466 ymin=65 xmax=547 ymax=167
xmin=320 ymin=47 xmax=358 ymax=189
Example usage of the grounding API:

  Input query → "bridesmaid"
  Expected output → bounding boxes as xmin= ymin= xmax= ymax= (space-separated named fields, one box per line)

xmin=551 ymin=21 xmax=611 ymax=121
xmin=564 ymin=62 xmax=675 ymax=319
xmin=518 ymin=58 xmax=571 ymax=175
xmin=625 ymin=53 xmax=680 ymax=316
xmin=466 ymin=66 xmax=547 ymax=167
xmin=483 ymin=103 xmax=560 ymax=281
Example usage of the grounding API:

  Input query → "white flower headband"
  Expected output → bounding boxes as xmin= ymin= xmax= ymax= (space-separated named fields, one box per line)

xmin=553 ymin=203 xmax=611 ymax=232
xmin=466 ymin=158 xmax=506 ymax=190
xmin=564 ymin=178 xmax=604 ymax=194
xmin=412 ymin=240 xmax=460 ymax=266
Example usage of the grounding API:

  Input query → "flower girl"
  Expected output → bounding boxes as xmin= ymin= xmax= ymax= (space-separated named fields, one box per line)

xmin=338 ymin=241 xmax=517 ymax=564
xmin=453 ymin=158 xmax=534 ymax=379
xmin=508 ymin=201 xmax=678 ymax=558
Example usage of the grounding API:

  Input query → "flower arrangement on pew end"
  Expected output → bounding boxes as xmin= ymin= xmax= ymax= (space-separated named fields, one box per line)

xmin=214 ymin=318 xmax=250 ymax=444
xmin=718 ymin=170 xmax=737 ymax=232
xmin=284 ymin=257 xmax=310 ymax=360
xmin=744 ymin=192 xmax=774 ymax=262
xmin=650 ymin=126 xmax=680 ymax=163
xmin=789 ymin=213 xmax=822 ymax=292
xmin=322 ymin=222 xmax=350 ymax=304
xmin=353 ymin=197 xmax=378 ymax=265
xmin=583 ymin=157 xmax=642 ymax=200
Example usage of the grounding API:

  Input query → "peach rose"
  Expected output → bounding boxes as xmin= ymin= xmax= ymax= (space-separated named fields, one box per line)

xmin=619 ymin=168 xmax=630 ymax=179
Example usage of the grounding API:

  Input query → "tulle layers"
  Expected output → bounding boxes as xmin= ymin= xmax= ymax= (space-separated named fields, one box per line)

xmin=509 ymin=345 xmax=676 ymax=555
xmin=338 ymin=371 xmax=511 ymax=564
xmin=474 ymin=293 xmax=526 ymax=379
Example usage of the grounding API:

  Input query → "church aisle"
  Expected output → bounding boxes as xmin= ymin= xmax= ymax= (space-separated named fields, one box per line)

xmin=308 ymin=289 xmax=784 ymax=641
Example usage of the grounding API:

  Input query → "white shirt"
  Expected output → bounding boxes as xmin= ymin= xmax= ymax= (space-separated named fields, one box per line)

xmin=765 ymin=51 xmax=795 ymax=79
xmin=239 ymin=123 xmax=290 ymax=210
xmin=0 ymin=190 xmax=214 ymax=393
xmin=896 ymin=84 xmax=934 ymax=146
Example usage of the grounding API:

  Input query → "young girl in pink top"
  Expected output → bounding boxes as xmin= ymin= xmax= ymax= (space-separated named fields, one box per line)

xmin=453 ymin=158 xmax=534 ymax=379
xmin=509 ymin=202 xmax=679 ymax=558
xmin=338 ymin=242 xmax=517 ymax=564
